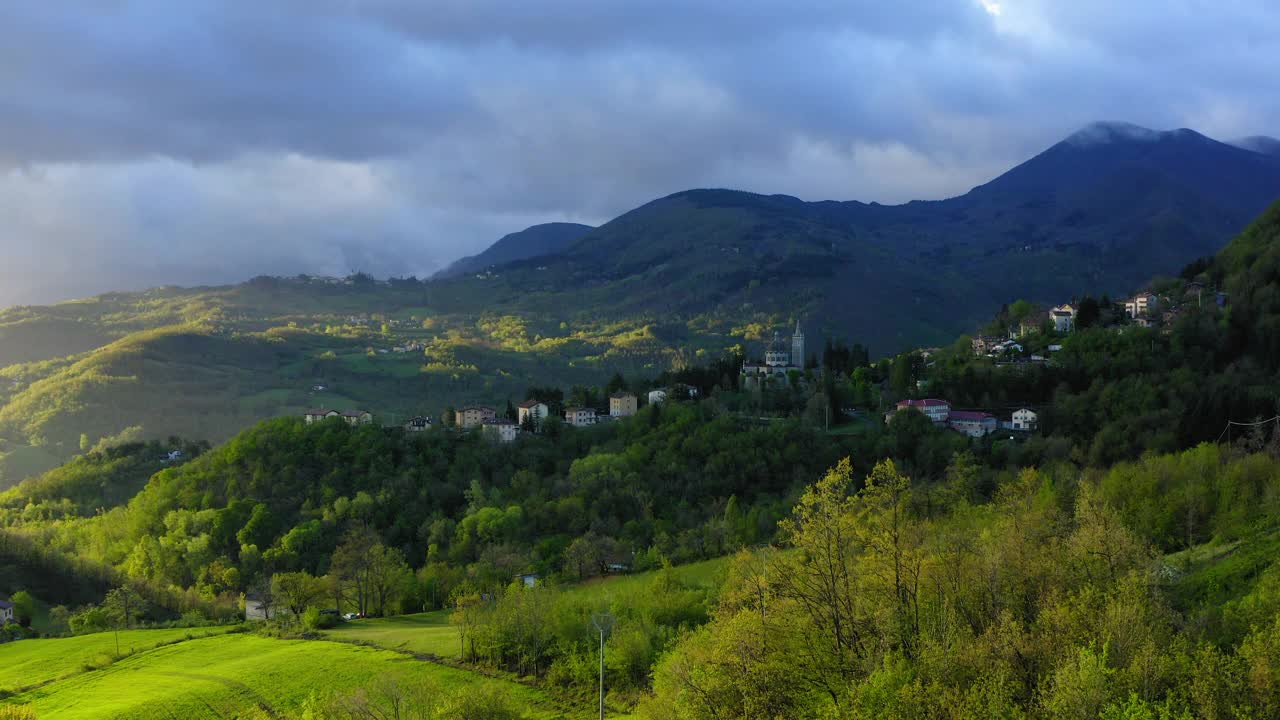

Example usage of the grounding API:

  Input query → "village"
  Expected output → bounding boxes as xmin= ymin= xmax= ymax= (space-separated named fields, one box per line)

xmin=296 ymin=278 xmax=1227 ymax=446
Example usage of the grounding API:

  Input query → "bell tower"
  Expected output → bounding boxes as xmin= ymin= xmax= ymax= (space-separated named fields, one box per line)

xmin=791 ymin=319 xmax=805 ymax=368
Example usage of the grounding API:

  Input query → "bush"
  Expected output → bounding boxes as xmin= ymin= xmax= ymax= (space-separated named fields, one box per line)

xmin=302 ymin=607 xmax=337 ymax=630
xmin=0 ymin=705 xmax=38 ymax=720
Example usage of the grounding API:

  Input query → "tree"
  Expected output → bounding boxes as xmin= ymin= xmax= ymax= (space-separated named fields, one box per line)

xmin=272 ymin=571 xmax=324 ymax=619
xmin=9 ymin=590 xmax=36 ymax=626
xmin=332 ymin=526 xmax=380 ymax=616
xmin=367 ymin=545 xmax=410 ymax=617
xmin=103 ymin=584 xmax=147 ymax=656
xmin=563 ymin=533 xmax=605 ymax=580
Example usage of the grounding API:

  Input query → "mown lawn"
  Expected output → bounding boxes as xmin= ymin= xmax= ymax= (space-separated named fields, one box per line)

xmin=323 ymin=609 xmax=460 ymax=658
xmin=5 ymin=633 xmax=589 ymax=719
xmin=0 ymin=626 xmax=238 ymax=694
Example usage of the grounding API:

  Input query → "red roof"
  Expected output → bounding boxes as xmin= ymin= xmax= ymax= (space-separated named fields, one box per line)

xmin=517 ymin=399 xmax=545 ymax=408
xmin=897 ymin=399 xmax=949 ymax=409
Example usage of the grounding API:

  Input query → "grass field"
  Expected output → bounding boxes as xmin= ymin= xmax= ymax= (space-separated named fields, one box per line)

xmin=0 ymin=626 xmax=238 ymax=694
xmin=3 ymin=633 xmax=592 ymax=719
xmin=323 ymin=609 xmax=461 ymax=658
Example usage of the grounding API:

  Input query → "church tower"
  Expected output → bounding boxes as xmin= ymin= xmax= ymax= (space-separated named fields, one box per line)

xmin=791 ymin=319 xmax=805 ymax=368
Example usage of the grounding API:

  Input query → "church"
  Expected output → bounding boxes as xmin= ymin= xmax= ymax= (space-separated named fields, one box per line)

xmin=741 ymin=320 xmax=805 ymax=388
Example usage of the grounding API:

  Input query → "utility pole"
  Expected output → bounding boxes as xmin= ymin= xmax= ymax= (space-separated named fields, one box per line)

xmin=592 ymin=612 xmax=614 ymax=720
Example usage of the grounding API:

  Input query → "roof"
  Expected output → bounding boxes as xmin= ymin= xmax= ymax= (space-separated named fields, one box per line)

xmin=609 ymin=392 xmax=636 ymax=399
xmin=340 ymin=410 xmax=370 ymax=417
xmin=483 ymin=418 xmax=515 ymax=426
xmin=898 ymin=399 xmax=949 ymax=408
xmin=517 ymin=399 xmax=545 ymax=408
xmin=768 ymin=331 xmax=788 ymax=352
xmin=0 ymin=600 xmax=13 ymax=609
xmin=459 ymin=405 xmax=495 ymax=412
xmin=948 ymin=410 xmax=995 ymax=421
xmin=304 ymin=408 xmax=339 ymax=416
xmin=564 ymin=406 xmax=590 ymax=414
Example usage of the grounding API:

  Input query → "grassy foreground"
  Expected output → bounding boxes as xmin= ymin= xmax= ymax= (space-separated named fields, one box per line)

xmin=2 ymin=633 xmax=586 ymax=719
xmin=0 ymin=626 xmax=238 ymax=695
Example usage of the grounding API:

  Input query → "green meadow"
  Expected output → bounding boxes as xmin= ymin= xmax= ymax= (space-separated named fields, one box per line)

xmin=0 ymin=626 xmax=238 ymax=695
xmin=2 ymin=633 xmax=588 ymax=719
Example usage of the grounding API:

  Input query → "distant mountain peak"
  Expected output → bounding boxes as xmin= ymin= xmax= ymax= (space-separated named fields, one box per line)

xmin=1064 ymin=121 xmax=1168 ymax=148
xmin=1065 ymin=121 xmax=1161 ymax=147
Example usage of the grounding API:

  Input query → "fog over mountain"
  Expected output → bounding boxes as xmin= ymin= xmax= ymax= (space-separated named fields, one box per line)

xmin=1 ymin=1 xmax=1279 ymax=307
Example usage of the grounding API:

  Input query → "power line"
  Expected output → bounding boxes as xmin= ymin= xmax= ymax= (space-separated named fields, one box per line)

xmin=1216 ymin=415 xmax=1280 ymax=445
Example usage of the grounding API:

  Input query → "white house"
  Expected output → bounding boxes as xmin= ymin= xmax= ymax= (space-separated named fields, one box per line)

xmin=893 ymin=399 xmax=951 ymax=425
xmin=1049 ymin=304 xmax=1077 ymax=332
xmin=1010 ymin=408 xmax=1038 ymax=431
xmin=564 ymin=407 xmax=598 ymax=427
xmin=340 ymin=410 xmax=373 ymax=426
xmin=517 ymin=400 xmax=549 ymax=428
xmin=405 ymin=416 xmax=432 ymax=432
xmin=647 ymin=389 xmax=668 ymax=405
xmin=948 ymin=411 xmax=999 ymax=438
xmin=0 ymin=600 xmax=14 ymax=624
xmin=1125 ymin=293 xmax=1158 ymax=318
xmin=514 ymin=573 xmax=539 ymax=589
xmin=481 ymin=418 xmax=519 ymax=443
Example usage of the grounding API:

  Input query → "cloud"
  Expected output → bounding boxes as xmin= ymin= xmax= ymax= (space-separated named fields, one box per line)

xmin=1 ymin=0 xmax=1278 ymax=306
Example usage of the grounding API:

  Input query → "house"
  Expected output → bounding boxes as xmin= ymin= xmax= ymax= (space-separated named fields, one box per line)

xmin=1048 ymin=344 xmax=1063 ymax=352
xmin=948 ymin=411 xmax=998 ymax=438
xmin=1125 ymin=293 xmax=1158 ymax=318
xmin=514 ymin=573 xmax=539 ymax=589
xmin=304 ymin=408 xmax=341 ymax=424
xmin=1011 ymin=408 xmax=1038 ymax=431
xmin=1049 ymin=304 xmax=1077 ymax=332
xmin=892 ymin=399 xmax=951 ymax=425
xmin=405 ymin=416 xmax=432 ymax=432
xmin=455 ymin=405 xmax=497 ymax=429
xmin=481 ymin=418 xmax=519 ymax=443
xmin=340 ymin=410 xmax=373 ymax=426
xmin=517 ymin=400 xmax=549 ymax=428
xmin=609 ymin=392 xmax=638 ymax=417
xmin=165 ymin=450 xmax=184 ymax=462
xmin=648 ymin=389 xmax=668 ymax=405
xmin=0 ymin=600 xmax=14 ymax=624
xmin=564 ymin=407 xmax=598 ymax=427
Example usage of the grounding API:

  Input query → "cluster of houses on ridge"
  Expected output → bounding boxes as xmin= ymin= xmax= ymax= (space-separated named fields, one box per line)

xmin=301 ymin=387 xmax=691 ymax=445
xmin=971 ymin=286 xmax=1229 ymax=360
xmin=885 ymin=398 xmax=1038 ymax=438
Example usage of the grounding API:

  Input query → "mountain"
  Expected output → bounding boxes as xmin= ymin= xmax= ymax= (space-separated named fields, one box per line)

xmin=2 ymin=122 xmax=1279 ymax=489
xmin=434 ymin=222 xmax=594 ymax=278
xmin=1229 ymin=135 xmax=1280 ymax=156
xmin=451 ymin=122 xmax=1280 ymax=352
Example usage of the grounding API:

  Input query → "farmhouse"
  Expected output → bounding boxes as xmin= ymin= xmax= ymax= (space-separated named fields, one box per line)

xmin=405 ymin=416 xmax=432 ymax=432
xmin=303 ymin=409 xmax=340 ymax=424
xmin=340 ymin=411 xmax=373 ymax=426
xmin=609 ymin=392 xmax=638 ymax=417
xmin=0 ymin=600 xmax=13 ymax=624
xmin=455 ymin=405 xmax=497 ymax=429
xmin=648 ymin=389 xmax=668 ymax=405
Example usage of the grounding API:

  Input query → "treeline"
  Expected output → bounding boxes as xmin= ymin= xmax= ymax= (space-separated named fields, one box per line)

xmin=638 ymin=443 xmax=1280 ymax=719
xmin=3 ymin=389 xmax=1050 ymax=620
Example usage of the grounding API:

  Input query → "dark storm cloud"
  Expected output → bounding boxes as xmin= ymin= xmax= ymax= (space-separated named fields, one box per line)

xmin=1 ymin=0 xmax=1278 ymax=306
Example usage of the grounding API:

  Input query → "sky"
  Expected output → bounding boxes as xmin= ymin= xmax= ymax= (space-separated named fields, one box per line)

xmin=1 ymin=0 xmax=1278 ymax=307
